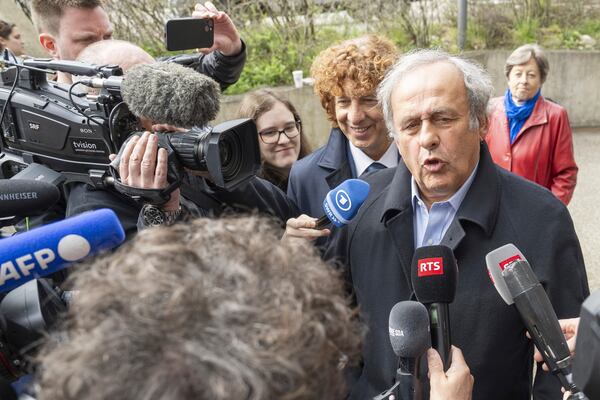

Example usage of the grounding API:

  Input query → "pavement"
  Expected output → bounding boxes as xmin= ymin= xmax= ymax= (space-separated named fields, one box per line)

xmin=568 ymin=127 xmax=600 ymax=292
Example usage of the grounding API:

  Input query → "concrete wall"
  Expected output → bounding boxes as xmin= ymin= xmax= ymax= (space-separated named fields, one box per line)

xmin=215 ymin=86 xmax=332 ymax=148
xmin=467 ymin=50 xmax=600 ymax=129
xmin=216 ymin=50 xmax=600 ymax=147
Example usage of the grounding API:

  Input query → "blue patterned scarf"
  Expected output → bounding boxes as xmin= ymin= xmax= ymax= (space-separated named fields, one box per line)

xmin=504 ymin=89 xmax=541 ymax=144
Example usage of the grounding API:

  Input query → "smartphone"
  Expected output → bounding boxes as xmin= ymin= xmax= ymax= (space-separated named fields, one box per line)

xmin=164 ymin=18 xmax=214 ymax=51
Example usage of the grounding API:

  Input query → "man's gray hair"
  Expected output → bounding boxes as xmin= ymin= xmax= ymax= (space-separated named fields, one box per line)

xmin=377 ymin=49 xmax=493 ymax=138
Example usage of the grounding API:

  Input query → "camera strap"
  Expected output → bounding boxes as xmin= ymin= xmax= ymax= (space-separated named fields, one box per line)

xmin=109 ymin=133 xmax=184 ymax=206
xmin=111 ymin=178 xmax=180 ymax=206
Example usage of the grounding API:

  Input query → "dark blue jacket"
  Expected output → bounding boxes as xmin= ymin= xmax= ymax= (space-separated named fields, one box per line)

xmin=324 ymin=143 xmax=589 ymax=400
xmin=287 ymin=128 xmax=354 ymax=218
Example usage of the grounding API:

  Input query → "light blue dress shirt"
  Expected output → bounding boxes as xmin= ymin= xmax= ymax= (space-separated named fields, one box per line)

xmin=412 ymin=161 xmax=479 ymax=249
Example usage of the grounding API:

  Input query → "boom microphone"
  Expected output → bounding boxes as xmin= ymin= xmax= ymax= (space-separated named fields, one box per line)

xmin=121 ymin=62 xmax=221 ymax=128
xmin=501 ymin=258 xmax=585 ymax=398
xmin=315 ymin=179 xmax=370 ymax=229
xmin=0 ymin=208 xmax=125 ymax=293
xmin=411 ymin=245 xmax=458 ymax=371
xmin=0 ymin=179 xmax=60 ymax=218
xmin=485 ymin=243 xmax=528 ymax=305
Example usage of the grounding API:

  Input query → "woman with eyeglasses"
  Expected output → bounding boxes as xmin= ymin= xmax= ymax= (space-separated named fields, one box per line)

xmin=238 ymin=89 xmax=312 ymax=191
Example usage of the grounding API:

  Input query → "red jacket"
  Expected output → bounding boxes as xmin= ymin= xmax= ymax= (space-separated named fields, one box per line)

xmin=485 ymin=96 xmax=578 ymax=205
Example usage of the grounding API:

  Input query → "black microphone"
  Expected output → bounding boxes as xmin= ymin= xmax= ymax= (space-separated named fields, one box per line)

xmin=389 ymin=301 xmax=430 ymax=400
xmin=502 ymin=259 xmax=585 ymax=398
xmin=573 ymin=289 xmax=600 ymax=399
xmin=411 ymin=245 xmax=458 ymax=371
xmin=121 ymin=61 xmax=221 ymax=128
xmin=0 ymin=179 xmax=60 ymax=218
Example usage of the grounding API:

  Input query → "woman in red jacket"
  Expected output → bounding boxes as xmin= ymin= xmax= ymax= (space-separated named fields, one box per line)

xmin=486 ymin=44 xmax=578 ymax=205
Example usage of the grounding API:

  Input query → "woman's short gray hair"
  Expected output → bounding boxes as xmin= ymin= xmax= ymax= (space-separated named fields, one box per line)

xmin=504 ymin=43 xmax=549 ymax=83
xmin=377 ymin=49 xmax=493 ymax=139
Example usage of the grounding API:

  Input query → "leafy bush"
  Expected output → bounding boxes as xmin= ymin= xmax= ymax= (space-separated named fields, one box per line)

xmin=14 ymin=0 xmax=599 ymax=94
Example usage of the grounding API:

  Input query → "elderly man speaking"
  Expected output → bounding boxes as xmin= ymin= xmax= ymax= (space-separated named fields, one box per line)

xmin=318 ymin=49 xmax=589 ymax=400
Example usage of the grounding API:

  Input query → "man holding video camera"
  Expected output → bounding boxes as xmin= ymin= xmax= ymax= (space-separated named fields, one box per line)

xmin=31 ymin=0 xmax=246 ymax=87
xmin=17 ymin=0 xmax=256 ymax=232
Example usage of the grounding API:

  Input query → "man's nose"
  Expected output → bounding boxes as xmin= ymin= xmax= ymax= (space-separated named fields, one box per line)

xmin=347 ymin=102 xmax=366 ymax=124
xmin=418 ymin=121 xmax=440 ymax=150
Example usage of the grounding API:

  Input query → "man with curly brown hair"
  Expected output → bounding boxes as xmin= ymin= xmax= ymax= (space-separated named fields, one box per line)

xmin=35 ymin=215 xmax=363 ymax=400
xmin=287 ymin=35 xmax=400 ymax=220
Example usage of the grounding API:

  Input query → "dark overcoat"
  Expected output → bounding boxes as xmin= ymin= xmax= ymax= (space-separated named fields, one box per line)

xmin=325 ymin=143 xmax=589 ymax=400
xmin=287 ymin=128 xmax=354 ymax=217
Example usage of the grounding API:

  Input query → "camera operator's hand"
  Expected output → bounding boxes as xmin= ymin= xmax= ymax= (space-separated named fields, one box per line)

xmin=530 ymin=317 xmax=580 ymax=371
xmin=428 ymin=346 xmax=474 ymax=400
xmin=282 ymin=215 xmax=331 ymax=242
xmin=193 ymin=2 xmax=242 ymax=56
xmin=114 ymin=131 xmax=180 ymax=212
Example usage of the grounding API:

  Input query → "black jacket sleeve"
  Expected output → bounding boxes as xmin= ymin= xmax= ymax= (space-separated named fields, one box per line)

xmin=162 ymin=40 xmax=246 ymax=91
xmin=200 ymin=176 xmax=300 ymax=225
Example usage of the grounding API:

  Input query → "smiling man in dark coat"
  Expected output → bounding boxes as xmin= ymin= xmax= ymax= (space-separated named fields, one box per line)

xmin=309 ymin=49 xmax=589 ymax=400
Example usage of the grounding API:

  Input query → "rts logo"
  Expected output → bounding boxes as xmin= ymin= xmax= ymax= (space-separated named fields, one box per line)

xmin=499 ymin=255 xmax=521 ymax=271
xmin=418 ymin=257 xmax=443 ymax=277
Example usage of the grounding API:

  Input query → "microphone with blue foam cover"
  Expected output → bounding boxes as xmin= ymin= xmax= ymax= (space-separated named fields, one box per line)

xmin=0 ymin=179 xmax=61 ymax=218
xmin=0 ymin=208 xmax=125 ymax=293
xmin=410 ymin=245 xmax=458 ymax=371
xmin=315 ymin=179 xmax=370 ymax=229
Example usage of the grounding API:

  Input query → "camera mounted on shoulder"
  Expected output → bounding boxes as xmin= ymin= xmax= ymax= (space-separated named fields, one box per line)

xmin=0 ymin=57 xmax=260 ymax=205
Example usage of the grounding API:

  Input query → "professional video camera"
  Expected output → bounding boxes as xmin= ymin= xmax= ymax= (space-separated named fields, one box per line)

xmin=0 ymin=58 xmax=260 ymax=202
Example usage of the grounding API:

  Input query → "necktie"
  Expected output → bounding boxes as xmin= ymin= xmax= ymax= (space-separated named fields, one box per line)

xmin=362 ymin=162 xmax=386 ymax=177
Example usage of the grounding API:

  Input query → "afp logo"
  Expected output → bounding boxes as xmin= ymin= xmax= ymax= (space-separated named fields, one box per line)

xmin=417 ymin=257 xmax=443 ymax=277
xmin=335 ymin=189 xmax=352 ymax=212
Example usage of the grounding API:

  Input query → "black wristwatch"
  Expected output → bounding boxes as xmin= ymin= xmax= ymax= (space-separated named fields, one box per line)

xmin=141 ymin=204 xmax=182 ymax=227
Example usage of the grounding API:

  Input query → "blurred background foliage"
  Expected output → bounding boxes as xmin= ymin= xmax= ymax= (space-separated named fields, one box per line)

xmin=17 ymin=0 xmax=600 ymax=94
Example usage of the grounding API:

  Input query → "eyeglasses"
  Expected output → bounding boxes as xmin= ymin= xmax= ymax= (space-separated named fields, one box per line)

xmin=258 ymin=121 xmax=301 ymax=144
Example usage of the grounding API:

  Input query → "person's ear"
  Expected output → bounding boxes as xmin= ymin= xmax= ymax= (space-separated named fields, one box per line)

xmin=39 ymin=33 xmax=59 ymax=58
xmin=0 ymin=37 xmax=7 ymax=49
xmin=478 ymin=117 xmax=489 ymax=140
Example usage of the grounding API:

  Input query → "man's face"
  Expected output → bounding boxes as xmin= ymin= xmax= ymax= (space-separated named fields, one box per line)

xmin=334 ymin=81 xmax=391 ymax=160
xmin=50 ymin=6 xmax=113 ymax=60
xmin=391 ymin=62 xmax=485 ymax=208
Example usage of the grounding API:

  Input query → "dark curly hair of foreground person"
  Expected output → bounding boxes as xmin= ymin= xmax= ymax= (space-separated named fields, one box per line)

xmin=35 ymin=215 xmax=363 ymax=400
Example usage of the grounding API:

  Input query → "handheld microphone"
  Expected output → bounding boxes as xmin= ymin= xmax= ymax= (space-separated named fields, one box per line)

xmin=501 ymin=258 xmax=585 ymax=398
xmin=0 ymin=209 xmax=125 ymax=293
xmin=315 ymin=179 xmax=370 ymax=229
xmin=485 ymin=243 xmax=528 ymax=305
xmin=573 ymin=290 xmax=600 ymax=399
xmin=121 ymin=61 xmax=221 ymax=128
xmin=0 ymin=179 xmax=60 ymax=218
xmin=411 ymin=245 xmax=458 ymax=371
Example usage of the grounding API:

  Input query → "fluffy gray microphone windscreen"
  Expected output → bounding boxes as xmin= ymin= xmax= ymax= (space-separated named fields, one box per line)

xmin=121 ymin=62 xmax=221 ymax=128
xmin=388 ymin=301 xmax=431 ymax=358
